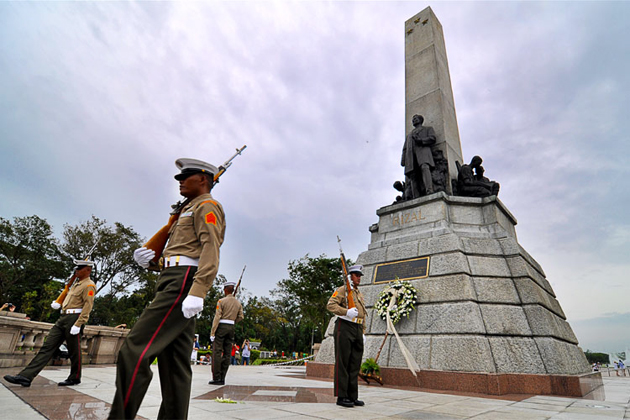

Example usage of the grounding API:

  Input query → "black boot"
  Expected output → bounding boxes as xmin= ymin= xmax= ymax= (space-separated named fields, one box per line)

xmin=4 ymin=375 xmax=31 ymax=387
xmin=336 ymin=397 xmax=354 ymax=408
xmin=58 ymin=378 xmax=81 ymax=386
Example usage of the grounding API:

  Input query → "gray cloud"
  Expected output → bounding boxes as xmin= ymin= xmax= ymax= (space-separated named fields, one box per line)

xmin=1 ymin=1 xmax=628 ymax=350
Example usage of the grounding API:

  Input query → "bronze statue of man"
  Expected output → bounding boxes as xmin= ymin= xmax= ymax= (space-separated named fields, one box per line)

xmin=457 ymin=156 xmax=500 ymax=197
xmin=401 ymin=114 xmax=436 ymax=198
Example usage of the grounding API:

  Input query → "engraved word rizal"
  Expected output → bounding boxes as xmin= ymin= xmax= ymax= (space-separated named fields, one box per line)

xmin=392 ymin=210 xmax=424 ymax=226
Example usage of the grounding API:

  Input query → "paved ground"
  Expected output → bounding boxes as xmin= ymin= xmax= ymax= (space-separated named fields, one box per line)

xmin=1 ymin=364 xmax=629 ymax=419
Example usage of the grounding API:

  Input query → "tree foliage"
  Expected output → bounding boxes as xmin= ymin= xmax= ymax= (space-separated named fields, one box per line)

xmin=584 ymin=350 xmax=610 ymax=365
xmin=270 ymin=254 xmax=347 ymax=351
xmin=89 ymin=270 xmax=159 ymax=328
xmin=1 ymin=214 xmax=354 ymax=355
xmin=0 ymin=214 xmax=149 ymax=324
xmin=0 ymin=215 xmax=66 ymax=320
xmin=61 ymin=215 xmax=144 ymax=295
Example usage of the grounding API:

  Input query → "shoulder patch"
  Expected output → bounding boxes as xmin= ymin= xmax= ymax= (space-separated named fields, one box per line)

xmin=88 ymin=289 xmax=95 ymax=297
xmin=205 ymin=211 xmax=217 ymax=225
xmin=332 ymin=290 xmax=338 ymax=298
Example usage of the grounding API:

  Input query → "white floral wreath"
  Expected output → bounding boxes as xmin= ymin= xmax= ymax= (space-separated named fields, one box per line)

xmin=374 ymin=279 xmax=418 ymax=325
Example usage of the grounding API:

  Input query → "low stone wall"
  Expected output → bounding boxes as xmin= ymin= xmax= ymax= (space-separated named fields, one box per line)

xmin=0 ymin=311 xmax=129 ymax=368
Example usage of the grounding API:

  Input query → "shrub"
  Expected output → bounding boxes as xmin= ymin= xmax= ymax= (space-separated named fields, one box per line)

xmin=360 ymin=358 xmax=380 ymax=375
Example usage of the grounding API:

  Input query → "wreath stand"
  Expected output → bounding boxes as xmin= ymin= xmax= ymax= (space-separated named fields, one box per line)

xmin=359 ymin=280 xmax=419 ymax=386
xmin=359 ymin=332 xmax=388 ymax=385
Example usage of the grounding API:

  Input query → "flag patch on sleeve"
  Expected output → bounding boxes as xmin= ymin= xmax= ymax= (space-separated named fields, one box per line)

xmin=205 ymin=212 xmax=217 ymax=225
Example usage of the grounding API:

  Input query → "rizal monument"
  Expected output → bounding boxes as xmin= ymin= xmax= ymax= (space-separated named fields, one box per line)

xmin=307 ymin=7 xmax=602 ymax=398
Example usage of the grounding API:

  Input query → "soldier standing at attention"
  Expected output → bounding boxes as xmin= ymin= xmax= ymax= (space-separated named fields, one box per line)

xmin=327 ymin=264 xmax=367 ymax=408
xmin=4 ymin=260 xmax=96 ymax=387
xmin=209 ymin=281 xmax=243 ymax=385
xmin=108 ymin=158 xmax=226 ymax=420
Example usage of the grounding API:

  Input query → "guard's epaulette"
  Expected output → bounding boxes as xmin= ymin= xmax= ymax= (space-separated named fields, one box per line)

xmin=198 ymin=199 xmax=218 ymax=207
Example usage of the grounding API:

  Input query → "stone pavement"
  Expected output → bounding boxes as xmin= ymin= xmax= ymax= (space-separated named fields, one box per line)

xmin=1 ymin=364 xmax=629 ymax=419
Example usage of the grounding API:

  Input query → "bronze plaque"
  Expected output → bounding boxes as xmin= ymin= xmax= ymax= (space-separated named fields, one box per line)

xmin=373 ymin=257 xmax=430 ymax=284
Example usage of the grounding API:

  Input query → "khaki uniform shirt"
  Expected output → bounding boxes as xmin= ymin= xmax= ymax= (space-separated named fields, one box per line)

xmin=61 ymin=276 xmax=96 ymax=327
xmin=211 ymin=294 xmax=244 ymax=336
xmin=327 ymin=285 xmax=367 ymax=333
xmin=164 ymin=193 xmax=226 ymax=298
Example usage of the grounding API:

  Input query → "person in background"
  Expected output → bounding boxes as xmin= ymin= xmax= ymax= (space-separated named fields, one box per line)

xmin=230 ymin=343 xmax=239 ymax=365
xmin=1 ymin=303 xmax=16 ymax=312
xmin=241 ymin=339 xmax=251 ymax=366
xmin=191 ymin=336 xmax=200 ymax=364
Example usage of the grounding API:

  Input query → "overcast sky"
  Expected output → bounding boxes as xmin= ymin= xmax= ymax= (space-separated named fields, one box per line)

xmin=1 ymin=1 xmax=628 ymax=353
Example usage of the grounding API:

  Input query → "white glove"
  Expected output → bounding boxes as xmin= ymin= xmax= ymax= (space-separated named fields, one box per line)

xmin=51 ymin=301 xmax=61 ymax=310
xmin=346 ymin=307 xmax=359 ymax=319
xmin=133 ymin=247 xmax=155 ymax=268
xmin=70 ymin=325 xmax=81 ymax=335
xmin=182 ymin=295 xmax=204 ymax=319
xmin=363 ymin=334 xmax=366 ymax=346
xmin=210 ymin=336 xmax=215 ymax=342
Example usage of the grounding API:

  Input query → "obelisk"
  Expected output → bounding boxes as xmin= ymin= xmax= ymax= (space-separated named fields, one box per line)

xmin=405 ymin=7 xmax=463 ymax=189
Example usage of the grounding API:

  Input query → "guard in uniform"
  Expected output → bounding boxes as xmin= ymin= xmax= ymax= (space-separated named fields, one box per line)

xmin=327 ymin=264 xmax=367 ymax=408
xmin=209 ymin=281 xmax=243 ymax=385
xmin=109 ymin=158 xmax=226 ymax=420
xmin=4 ymin=260 xmax=96 ymax=387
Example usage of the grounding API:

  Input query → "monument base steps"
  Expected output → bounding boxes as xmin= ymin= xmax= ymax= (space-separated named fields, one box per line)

xmin=306 ymin=361 xmax=604 ymax=399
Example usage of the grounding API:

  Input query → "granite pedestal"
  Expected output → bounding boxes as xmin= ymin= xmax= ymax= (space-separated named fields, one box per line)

xmin=308 ymin=193 xmax=602 ymax=398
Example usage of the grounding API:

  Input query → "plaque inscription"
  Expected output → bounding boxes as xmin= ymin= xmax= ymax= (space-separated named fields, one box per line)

xmin=373 ymin=257 xmax=430 ymax=284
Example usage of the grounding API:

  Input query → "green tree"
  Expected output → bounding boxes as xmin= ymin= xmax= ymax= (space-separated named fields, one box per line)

xmin=61 ymin=215 xmax=144 ymax=296
xmin=88 ymin=270 xmax=159 ymax=328
xmin=236 ymin=295 xmax=287 ymax=351
xmin=271 ymin=254 xmax=348 ymax=353
xmin=0 ymin=215 xmax=66 ymax=319
xmin=584 ymin=350 xmax=609 ymax=365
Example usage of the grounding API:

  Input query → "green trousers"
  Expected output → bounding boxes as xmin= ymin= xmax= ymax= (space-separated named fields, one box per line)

xmin=20 ymin=313 xmax=82 ymax=382
xmin=212 ymin=322 xmax=235 ymax=381
xmin=333 ymin=318 xmax=364 ymax=400
xmin=109 ymin=265 xmax=197 ymax=420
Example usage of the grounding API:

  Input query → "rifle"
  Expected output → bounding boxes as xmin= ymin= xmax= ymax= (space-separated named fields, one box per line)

xmin=234 ymin=265 xmax=246 ymax=296
xmin=336 ymin=236 xmax=356 ymax=311
xmin=213 ymin=145 xmax=247 ymax=183
xmin=54 ymin=238 xmax=100 ymax=305
xmin=143 ymin=145 xmax=247 ymax=267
